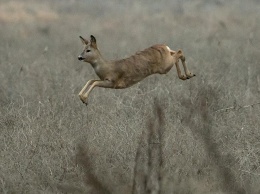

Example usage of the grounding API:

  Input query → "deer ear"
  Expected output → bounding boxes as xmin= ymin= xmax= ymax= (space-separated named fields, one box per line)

xmin=90 ymin=35 xmax=96 ymax=43
xmin=90 ymin=35 xmax=97 ymax=48
xmin=177 ymin=50 xmax=182 ymax=55
xmin=79 ymin=36 xmax=88 ymax=45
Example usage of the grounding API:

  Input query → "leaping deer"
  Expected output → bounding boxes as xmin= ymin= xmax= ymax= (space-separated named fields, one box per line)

xmin=78 ymin=35 xmax=195 ymax=105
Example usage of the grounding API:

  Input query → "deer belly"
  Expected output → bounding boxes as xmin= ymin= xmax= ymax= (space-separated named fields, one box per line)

xmin=115 ymin=75 xmax=146 ymax=89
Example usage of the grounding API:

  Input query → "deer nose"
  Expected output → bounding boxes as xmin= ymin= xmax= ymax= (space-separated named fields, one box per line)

xmin=78 ymin=56 xmax=83 ymax=61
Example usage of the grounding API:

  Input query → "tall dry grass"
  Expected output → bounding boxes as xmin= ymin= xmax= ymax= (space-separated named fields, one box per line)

xmin=1 ymin=0 xmax=260 ymax=193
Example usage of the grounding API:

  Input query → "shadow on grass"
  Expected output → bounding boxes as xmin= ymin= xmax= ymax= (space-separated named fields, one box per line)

xmin=181 ymin=84 xmax=246 ymax=194
xmin=67 ymin=100 xmax=165 ymax=194
xmin=132 ymin=99 xmax=164 ymax=194
xmin=76 ymin=145 xmax=111 ymax=194
xmin=60 ymin=92 xmax=246 ymax=194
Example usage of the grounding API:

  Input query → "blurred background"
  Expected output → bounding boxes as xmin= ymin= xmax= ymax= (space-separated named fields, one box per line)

xmin=0 ymin=0 xmax=260 ymax=193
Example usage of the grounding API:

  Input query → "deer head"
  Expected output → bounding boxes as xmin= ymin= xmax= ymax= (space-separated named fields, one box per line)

xmin=78 ymin=35 xmax=100 ymax=64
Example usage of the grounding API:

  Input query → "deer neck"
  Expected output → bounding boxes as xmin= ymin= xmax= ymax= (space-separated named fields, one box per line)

xmin=90 ymin=54 xmax=109 ymax=76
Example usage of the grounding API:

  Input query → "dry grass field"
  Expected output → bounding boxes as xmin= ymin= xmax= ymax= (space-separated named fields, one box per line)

xmin=1 ymin=0 xmax=260 ymax=193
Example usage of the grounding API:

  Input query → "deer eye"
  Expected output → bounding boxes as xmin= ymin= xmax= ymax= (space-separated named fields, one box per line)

xmin=86 ymin=49 xmax=91 ymax=52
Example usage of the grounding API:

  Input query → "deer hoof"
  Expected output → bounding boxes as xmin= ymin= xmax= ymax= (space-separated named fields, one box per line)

xmin=79 ymin=96 xmax=88 ymax=105
xmin=179 ymin=75 xmax=187 ymax=80
xmin=190 ymin=73 xmax=196 ymax=77
xmin=81 ymin=99 xmax=88 ymax=105
xmin=186 ymin=73 xmax=196 ymax=79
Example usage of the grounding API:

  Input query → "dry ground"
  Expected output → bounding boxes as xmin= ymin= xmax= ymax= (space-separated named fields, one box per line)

xmin=0 ymin=0 xmax=260 ymax=193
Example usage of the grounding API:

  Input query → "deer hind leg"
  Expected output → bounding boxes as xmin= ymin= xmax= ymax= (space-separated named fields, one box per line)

xmin=175 ymin=60 xmax=188 ymax=80
xmin=178 ymin=50 xmax=196 ymax=79
xmin=81 ymin=80 xmax=114 ymax=105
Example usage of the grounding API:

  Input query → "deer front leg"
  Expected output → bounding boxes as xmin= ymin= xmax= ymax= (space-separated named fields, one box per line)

xmin=81 ymin=80 xmax=114 ymax=105
xmin=79 ymin=79 xmax=98 ymax=103
xmin=178 ymin=50 xmax=195 ymax=78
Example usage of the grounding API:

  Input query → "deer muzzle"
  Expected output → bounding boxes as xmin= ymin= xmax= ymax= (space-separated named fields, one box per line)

xmin=78 ymin=56 xmax=84 ymax=61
